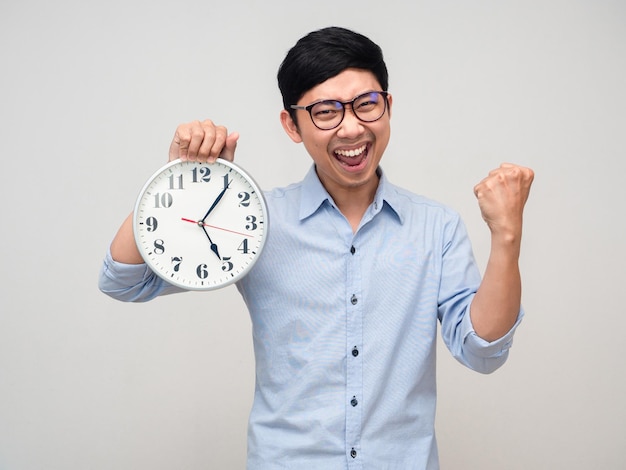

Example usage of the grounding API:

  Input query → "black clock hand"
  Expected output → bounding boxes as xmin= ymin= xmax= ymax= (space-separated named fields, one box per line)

xmin=201 ymin=226 xmax=222 ymax=260
xmin=201 ymin=177 xmax=231 ymax=222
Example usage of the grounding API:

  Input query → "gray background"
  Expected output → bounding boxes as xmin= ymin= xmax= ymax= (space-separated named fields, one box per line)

xmin=1 ymin=0 xmax=625 ymax=468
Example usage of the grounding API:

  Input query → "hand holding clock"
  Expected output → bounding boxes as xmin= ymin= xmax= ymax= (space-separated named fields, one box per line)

xmin=109 ymin=119 xmax=268 ymax=290
xmin=126 ymin=118 xmax=268 ymax=290
xmin=169 ymin=119 xmax=239 ymax=163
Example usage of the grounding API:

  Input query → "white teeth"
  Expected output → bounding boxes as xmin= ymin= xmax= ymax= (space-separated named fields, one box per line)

xmin=335 ymin=145 xmax=366 ymax=157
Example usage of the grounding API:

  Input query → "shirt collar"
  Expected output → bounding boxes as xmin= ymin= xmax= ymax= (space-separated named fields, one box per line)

xmin=299 ymin=165 xmax=404 ymax=225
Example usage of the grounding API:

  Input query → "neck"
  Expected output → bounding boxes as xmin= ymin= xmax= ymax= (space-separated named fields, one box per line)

xmin=323 ymin=173 xmax=380 ymax=233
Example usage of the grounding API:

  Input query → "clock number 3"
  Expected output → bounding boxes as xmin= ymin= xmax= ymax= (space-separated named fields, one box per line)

xmin=245 ymin=215 xmax=258 ymax=231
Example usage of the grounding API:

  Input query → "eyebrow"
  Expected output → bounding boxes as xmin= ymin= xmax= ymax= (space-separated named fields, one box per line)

xmin=302 ymin=90 xmax=381 ymax=106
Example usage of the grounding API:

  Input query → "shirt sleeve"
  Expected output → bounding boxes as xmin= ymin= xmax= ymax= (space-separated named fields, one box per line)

xmin=437 ymin=213 xmax=523 ymax=374
xmin=98 ymin=248 xmax=184 ymax=302
xmin=457 ymin=304 xmax=524 ymax=371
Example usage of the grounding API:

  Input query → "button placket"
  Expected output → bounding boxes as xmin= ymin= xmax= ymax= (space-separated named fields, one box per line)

xmin=345 ymin=240 xmax=363 ymax=468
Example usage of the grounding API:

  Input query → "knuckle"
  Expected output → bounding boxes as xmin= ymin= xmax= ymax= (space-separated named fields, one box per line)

xmin=508 ymin=167 xmax=522 ymax=180
xmin=190 ymin=125 xmax=205 ymax=138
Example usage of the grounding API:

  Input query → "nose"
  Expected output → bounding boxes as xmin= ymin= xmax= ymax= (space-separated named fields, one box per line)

xmin=336 ymin=107 xmax=364 ymax=138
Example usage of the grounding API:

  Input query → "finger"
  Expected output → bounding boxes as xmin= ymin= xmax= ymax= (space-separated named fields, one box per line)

xmin=473 ymin=182 xmax=482 ymax=199
xmin=205 ymin=125 xmax=228 ymax=163
xmin=220 ymin=131 xmax=239 ymax=162
xmin=169 ymin=121 xmax=202 ymax=162
xmin=500 ymin=165 xmax=535 ymax=197
xmin=168 ymin=133 xmax=182 ymax=162
xmin=169 ymin=125 xmax=192 ymax=161
xmin=185 ymin=120 xmax=212 ymax=161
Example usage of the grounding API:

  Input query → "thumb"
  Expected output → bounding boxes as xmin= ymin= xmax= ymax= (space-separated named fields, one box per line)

xmin=220 ymin=131 xmax=239 ymax=162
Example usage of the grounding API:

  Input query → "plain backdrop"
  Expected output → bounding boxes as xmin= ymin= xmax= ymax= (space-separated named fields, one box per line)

xmin=1 ymin=1 xmax=625 ymax=469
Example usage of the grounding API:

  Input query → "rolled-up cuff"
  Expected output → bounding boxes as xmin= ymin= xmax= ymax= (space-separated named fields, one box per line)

xmin=461 ymin=306 xmax=524 ymax=359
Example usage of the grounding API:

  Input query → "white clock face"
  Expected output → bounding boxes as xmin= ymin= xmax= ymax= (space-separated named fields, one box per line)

xmin=133 ymin=159 xmax=268 ymax=290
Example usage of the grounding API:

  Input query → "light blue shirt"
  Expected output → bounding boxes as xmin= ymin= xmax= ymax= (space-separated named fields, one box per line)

xmin=100 ymin=165 xmax=522 ymax=469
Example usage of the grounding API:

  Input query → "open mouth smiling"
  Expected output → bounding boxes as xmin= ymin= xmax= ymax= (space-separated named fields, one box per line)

xmin=333 ymin=143 xmax=369 ymax=167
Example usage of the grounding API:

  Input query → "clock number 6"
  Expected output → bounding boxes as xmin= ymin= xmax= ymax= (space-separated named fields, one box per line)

xmin=196 ymin=264 xmax=209 ymax=279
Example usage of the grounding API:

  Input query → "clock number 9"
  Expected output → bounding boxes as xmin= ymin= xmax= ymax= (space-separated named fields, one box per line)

xmin=145 ymin=217 xmax=158 ymax=232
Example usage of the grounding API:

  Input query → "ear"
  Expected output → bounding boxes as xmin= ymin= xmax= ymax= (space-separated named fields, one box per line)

xmin=386 ymin=93 xmax=393 ymax=119
xmin=280 ymin=109 xmax=303 ymax=143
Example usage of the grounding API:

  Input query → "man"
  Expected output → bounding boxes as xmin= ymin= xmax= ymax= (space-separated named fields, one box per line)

xmin=100 ymin=26 xmax=534 ymax=469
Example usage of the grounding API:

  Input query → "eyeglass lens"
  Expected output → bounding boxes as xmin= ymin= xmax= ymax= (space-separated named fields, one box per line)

xmin=310 ymin=92 xmax=387 ymax=129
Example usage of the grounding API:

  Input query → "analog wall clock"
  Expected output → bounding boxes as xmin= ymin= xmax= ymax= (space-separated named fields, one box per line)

xmin=133 ymin=158 xmax=268 ymax=290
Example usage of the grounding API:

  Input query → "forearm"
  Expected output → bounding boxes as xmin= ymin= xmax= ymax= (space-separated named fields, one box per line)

xmin=470 ymin=163 xmax=534 ymax=342
xmin=110 ymin=212 xmax=144 ymax=264
xmin=470 ymin=235 xmax=522 ymax=342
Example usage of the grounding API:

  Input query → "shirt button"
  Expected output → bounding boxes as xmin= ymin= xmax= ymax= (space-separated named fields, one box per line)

xmin=350 ymin=245 xmax=356 ymax=255
xmin=350 ymin=448 xmax=357 ymax=458
xmin=351 ymin=396 xmax=358 ymax=407
xmin=352 ymin=347 xmax=359 ymax=357
xmin=351 ymin=295 xmax=358 ymax=305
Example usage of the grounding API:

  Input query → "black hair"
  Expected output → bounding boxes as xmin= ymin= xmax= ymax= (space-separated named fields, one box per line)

xmin=277 ymin=26 xmax=389 ymax=123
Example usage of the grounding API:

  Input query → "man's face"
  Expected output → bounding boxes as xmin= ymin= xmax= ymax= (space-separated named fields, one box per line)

xmin=281 ymin=68 xmax=393 ymax=199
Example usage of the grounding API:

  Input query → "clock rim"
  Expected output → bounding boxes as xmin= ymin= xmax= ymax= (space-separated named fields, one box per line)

xmin=132 ymin=158 xmax=269 ymax=291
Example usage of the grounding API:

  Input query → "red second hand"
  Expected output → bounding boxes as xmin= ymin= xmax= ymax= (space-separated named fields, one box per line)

xmin=181 ymin=218 xmax=252 ymax=237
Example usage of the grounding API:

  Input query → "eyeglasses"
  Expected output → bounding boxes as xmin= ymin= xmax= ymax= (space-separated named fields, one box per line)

xmin=290 ymin=91 xmax=389 ymax=130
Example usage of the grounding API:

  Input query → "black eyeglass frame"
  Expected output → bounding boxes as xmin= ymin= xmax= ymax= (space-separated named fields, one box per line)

xmin=290 ymin=91 xmax=389 ymax=130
